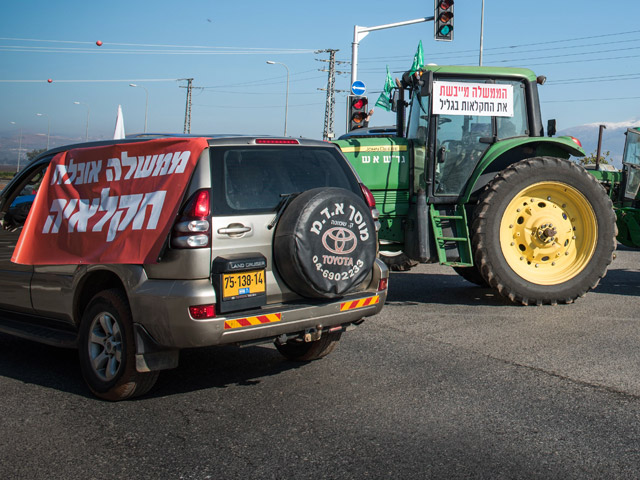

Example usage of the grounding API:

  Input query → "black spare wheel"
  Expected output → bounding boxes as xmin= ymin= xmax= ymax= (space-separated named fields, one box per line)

xmin=274 ymin=187 xmax=377 ymax=299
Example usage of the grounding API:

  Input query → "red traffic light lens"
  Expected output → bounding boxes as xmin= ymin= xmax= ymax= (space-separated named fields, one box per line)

xmin=353 ymin=99 xmax=365 ymax=109
xmin=439 ymin=0 xmax=453 ymax=9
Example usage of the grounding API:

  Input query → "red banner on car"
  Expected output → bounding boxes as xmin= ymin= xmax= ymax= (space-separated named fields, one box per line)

xmin=12 ymin=137 xmax=209 ymax=265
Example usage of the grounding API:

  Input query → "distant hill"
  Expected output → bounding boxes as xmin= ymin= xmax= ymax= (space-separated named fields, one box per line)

xmin=559 ymin=119 xmax=640 ymax=169
xmin=0 ymin=132 xmax=82 ymax=167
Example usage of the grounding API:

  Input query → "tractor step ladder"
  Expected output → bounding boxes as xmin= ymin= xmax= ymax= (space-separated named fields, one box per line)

xmin=429 ymin=204 xmax=473 ymax=266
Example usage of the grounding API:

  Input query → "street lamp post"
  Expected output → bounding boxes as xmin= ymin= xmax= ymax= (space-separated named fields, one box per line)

xmin=10 ymin=121 xmax=23 ymax=172
xmin=35 ymin=113 xmax=50 ymax=150
xmin=74 ymin=101 xmax=90 ymax=141
xmin=266 ymin=61 xmax=289 ymax=136
xmin=129 ymin=83 xmax=149 ymax=133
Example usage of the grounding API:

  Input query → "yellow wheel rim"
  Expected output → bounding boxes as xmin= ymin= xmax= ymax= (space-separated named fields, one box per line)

xmin=499 ymin=181 xmax=597 ymax=285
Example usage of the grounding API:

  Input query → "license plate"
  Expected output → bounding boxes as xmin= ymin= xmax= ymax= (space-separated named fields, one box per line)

xmin=222 ymin=270 xmax=265 ymax=299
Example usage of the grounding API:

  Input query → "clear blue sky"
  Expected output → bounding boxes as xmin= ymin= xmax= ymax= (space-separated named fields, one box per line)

xmin=1 ymin=0 xmax=640 ymax=148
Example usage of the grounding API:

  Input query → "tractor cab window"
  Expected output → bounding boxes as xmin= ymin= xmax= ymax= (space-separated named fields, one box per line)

xmin=496 ymin=80 xmax=528 ymax=139
xmin=432 ymin=78 xmax=529 ymax=196
xmin=622 ymin=129 xmax=640 ymax=200
xmin=407 ymin=92 xmax=430 ymax=146
xmin=434 ymin=113 xmax=491 ymax=195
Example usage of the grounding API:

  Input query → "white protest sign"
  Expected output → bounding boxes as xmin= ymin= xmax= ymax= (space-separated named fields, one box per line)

xmin=433 ymin=81 xmax=514 ymax=117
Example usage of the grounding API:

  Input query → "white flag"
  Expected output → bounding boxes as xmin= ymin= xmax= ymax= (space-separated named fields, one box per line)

xmin=113 ymin=104 xmax=126 ymax=139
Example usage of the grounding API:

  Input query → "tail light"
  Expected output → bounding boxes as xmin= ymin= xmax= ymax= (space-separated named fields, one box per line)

xmin=255 ymin=138 xmax=299 ymax=144
xmin=189 ymin=304 xmax=215 ymax=319
xmin=171 ymin=189 xmax=211 ymax=248
xmin=360 ymin=183 xmax=376 ymax=208
xmin=360 ymin=183 xmax=380 ymax=230
xmin=570 ymin=136 xmax=582 ymax=148
xmin=377 ymin=278 xmax=388 ymax=292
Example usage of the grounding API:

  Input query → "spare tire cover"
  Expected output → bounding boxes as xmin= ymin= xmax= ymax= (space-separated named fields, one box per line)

xmin=274 ymin=187 xmax=377 ymax=299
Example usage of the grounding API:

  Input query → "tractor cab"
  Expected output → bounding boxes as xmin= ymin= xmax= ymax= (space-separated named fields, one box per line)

xmin=399 ymin=65 xmax=577 ymax=202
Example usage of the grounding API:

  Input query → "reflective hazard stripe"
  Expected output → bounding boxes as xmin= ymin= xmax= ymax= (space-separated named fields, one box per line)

xmin=224 ymin=313 xmax=282 ymax=330
xmin=340 ymin=295 xmax=380 ymax=311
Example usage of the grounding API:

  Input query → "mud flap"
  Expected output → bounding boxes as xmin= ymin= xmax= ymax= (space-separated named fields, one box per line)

xmin=403 ymin=189 xmax=434 ymax=263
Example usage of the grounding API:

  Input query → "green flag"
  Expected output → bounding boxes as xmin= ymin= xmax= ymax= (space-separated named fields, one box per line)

xmin=375 ymin=66 xmax=395 ymax=112
xmin=408 ymin=40 xmax=424 ymax=76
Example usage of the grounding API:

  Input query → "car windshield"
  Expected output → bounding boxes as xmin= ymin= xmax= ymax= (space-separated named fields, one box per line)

xmin=211 ymin=146 xmax=360 ymax=214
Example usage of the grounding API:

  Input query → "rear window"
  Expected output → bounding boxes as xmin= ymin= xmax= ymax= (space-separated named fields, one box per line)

xmin=210 ymin=146 xmax=360 ymax=214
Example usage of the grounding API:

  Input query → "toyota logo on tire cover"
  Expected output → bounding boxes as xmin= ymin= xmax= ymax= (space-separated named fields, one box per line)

xmin=273 ymin=187 xmax=377 ymax=299
xmin=322 ymin=227 xmax=357 ymax=255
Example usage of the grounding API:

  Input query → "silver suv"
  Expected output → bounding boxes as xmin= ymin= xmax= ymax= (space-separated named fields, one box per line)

xmin=0 ymin=135 xmax=388 ymax=400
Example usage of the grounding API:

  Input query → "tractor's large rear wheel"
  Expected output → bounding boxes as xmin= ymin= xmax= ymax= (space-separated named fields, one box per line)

xmin=472 ymin=157 xmax=616 ymax=305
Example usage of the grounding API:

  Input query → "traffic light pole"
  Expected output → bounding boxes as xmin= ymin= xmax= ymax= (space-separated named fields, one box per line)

xmin=351 ymin=16 xmax=434 ymax=86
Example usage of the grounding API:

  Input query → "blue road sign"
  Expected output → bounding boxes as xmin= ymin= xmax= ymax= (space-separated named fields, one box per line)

xmin=351 ymin=80 xmax=366 ymax=96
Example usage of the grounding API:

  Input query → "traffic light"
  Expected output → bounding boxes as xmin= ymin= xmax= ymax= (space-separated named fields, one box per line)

xmin=348 ymin=95 xmax=369 ymax=132
xmin=434 ymin=0 xmax=454 ymax=41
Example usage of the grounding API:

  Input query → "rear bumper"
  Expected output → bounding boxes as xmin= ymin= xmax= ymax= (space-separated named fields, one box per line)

xmin=129 ymin=259 xmax=388 ymax=350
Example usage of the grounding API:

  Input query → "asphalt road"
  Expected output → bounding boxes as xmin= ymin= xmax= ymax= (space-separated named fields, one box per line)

xmin=1 ymin=247 xmax=639 ymax=479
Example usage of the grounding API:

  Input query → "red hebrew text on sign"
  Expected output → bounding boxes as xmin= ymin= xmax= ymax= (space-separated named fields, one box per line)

xmin=433 ymin=81 xmax=514 ymax=117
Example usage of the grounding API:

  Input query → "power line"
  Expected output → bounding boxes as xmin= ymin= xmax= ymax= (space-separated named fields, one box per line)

xmin=355 ymin=29 xmax=640 ymax=63
xmin=198 ymin=70 xmax=319 ymax=89
xmin=0 ymin=37 xmax=316 ymax=53
xmin=0 ymin=78 xmax=179 ymax=83
xmin=0 ymin=47 xmax=316 ymax=55
xmin=194 ymin=102 xmax=324 ymax=109
xmin=548 ymin=73 xmax=640 ymax=85
xmin=543 ymin=96 xmax=640 ymax=103
xmin=504 ymin=52 xmax=640 ymax=67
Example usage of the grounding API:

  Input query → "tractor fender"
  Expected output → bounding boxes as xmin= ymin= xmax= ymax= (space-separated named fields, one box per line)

xmin=462 ymin=136 xmax=586 ymax=202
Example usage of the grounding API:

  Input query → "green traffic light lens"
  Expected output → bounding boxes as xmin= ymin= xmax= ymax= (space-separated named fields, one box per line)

xmin=439 ymin=25 xmax=452 ymax=35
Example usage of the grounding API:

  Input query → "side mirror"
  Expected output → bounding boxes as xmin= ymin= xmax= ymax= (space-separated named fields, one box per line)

xmin=391 ymin=90 xmax=399 ymax=113
xmin=420 ymin=71 xmax=434 ymax=97
xmin=547 ymin=119 xmax=557 ymax=137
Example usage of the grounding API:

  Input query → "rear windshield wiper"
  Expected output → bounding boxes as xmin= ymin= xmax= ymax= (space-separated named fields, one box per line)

xmin=268 ymin=192 xmax=300 ymax=230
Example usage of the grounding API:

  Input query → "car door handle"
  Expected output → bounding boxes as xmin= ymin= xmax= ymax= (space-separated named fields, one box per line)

xmin=217 ymin=224 xmax=252 ymax=236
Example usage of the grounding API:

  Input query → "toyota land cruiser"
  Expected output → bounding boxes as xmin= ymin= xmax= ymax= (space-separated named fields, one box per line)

xmin=0 ymin=135 xmax=388 ymax=400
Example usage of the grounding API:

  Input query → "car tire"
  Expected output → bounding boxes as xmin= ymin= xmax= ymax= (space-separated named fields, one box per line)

xmin=274 ymin=187 xmax=377 ymax=299
xmin=379 ymin=251 xmax=418 ymax=271
xmin=78 ymin=289 xmax=158 ymax=401
xmin=275 ymin=331 xmax=342 ymax=361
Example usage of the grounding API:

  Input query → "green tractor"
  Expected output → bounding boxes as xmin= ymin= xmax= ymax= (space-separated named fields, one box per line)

xmin=334 ymin=65 xmax=617 ymax=305
xmin=587 ymin=127 xmax=640 ymax=248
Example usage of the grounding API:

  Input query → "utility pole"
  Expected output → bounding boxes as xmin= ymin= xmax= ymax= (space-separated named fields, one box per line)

xmin=179 ymin=78 xmax=194 ymax=134
xmin=316 ymin=49 xmax=349 ymax=141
